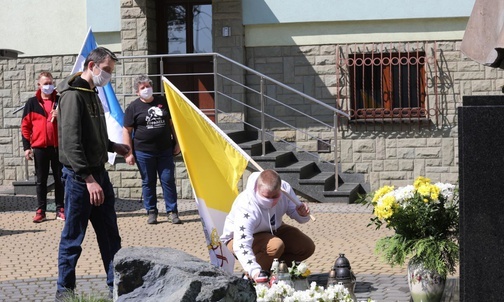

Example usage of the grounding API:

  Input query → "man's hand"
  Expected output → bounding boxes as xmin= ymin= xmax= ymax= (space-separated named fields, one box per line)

xmin=296 ymin=202 xmax=310 ymax=217
xmin=24 ymin=149 xmax=33 ymax=161
xmin=112 ymin=143 xmax=131 ymax=157
xmin=173 ymin=143 xmax=181 ymax=156
xmin=253 ymin=270 xmax=270 ymax=284
xmin=50 ymin=109 xmax=58 ymax=122
xmin=85 ymin=175 xmax=104 ymax=206
xmin=251 ymin=269 xmax=261 ymax=282
xmin=125 ymin=153 xmax=135 ymax=165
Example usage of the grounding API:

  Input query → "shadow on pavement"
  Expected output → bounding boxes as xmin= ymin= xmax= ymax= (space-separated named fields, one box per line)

xmin=0 ymin=195 xmax=146 ymax=213
xmin=115 ymin=198 xmax=146 ymax=212
xmin=0 ymin=195 xmax=38 ymax=211
xmin=0 ymin=228 xmax=45 ymax=237
xmin=355 ymin=281 xmax=378 ymax=293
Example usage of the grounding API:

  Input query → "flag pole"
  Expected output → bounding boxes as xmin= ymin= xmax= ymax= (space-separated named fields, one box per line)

xmin=50 ymin=104 xmax=58 ymax=123
xmin=249 ymin=158 xmax=316 ymax=221
xmin=163 ymin=77 xmax=315 ymax=221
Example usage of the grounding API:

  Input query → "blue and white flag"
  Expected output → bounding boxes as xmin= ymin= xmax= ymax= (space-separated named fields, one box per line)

xmin=71 ymin=28 xmax=124 ymax=164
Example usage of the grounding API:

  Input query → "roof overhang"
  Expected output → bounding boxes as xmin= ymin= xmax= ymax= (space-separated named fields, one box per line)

xmin=0 ymin=49 xmax=23 ymax=59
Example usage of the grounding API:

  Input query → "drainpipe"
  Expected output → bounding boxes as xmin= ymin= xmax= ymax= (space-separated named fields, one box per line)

xmin=334 ymin=112 xmax=339 ymax=191
xmin=260 ymin=77 xmax=265 ymax=156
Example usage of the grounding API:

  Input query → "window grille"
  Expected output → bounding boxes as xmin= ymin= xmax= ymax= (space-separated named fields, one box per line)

xmin=336 ymin=42 xmax=439 ymax=127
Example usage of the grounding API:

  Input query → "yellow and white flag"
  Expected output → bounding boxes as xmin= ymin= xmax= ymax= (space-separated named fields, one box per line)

xmin=163 ymin=77 xmax=251 ymax=273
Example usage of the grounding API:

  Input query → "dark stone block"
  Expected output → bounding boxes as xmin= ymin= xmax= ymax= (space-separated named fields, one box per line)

xmin=12 ymin=180 xmax=37 ymax=195
xmin=458 ymin=95 xmax=504 ymax=301
xmin=12 ymin=177 xmax=54 ymax=196
xmin=113 ymin=247 xmax=257 ymax=302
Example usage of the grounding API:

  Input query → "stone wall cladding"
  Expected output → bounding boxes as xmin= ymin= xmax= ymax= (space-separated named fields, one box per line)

xmin=3 ymin=4 xmax=504 ymax=199
xmin=246 ymin=40 xmax=504 ymax=190
xmin=1 ymin=56 xmax=70 ymax=187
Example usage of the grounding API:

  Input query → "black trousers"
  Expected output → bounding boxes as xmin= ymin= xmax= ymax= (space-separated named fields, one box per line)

xmin=33 ymin=147 xmax=64 ymax=212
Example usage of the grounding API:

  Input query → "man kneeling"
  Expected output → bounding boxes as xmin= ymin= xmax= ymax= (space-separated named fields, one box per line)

xmin=220 ymin=169 xmax=315 ymax=281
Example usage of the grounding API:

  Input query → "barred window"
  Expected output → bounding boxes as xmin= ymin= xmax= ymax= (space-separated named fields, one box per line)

xmin=349 ymin=52 xmax=426 ymax=119
xmin=337 ymin=42 xmax=438 ymax=125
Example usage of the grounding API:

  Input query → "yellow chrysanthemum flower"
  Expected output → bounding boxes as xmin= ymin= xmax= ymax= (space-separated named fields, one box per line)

xmin=375 ymin=195 xmax=397 ymax=220
xmin=430 ymin=185 xmax=440 ymax=201
xmin=301 ymin=268 xmax=311 ymax=278
xmin=414 ymin=176 xmax=431 ymax=189
xmin=372 ymin=185 xmax=394 ymax=202
xmin=417 ymin=184 xmax=431 ymax=197
xmin=417 ymin=183 xmax=440 ymax=203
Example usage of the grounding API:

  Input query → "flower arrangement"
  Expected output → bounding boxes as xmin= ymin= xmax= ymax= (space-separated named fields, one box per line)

xmin=358 ymin=176 xmax=459 ymax=276
xmin=255 ymin=281 xmax=372 ymax=302
xmin=288 ymin=261 xmax=311 ymax=280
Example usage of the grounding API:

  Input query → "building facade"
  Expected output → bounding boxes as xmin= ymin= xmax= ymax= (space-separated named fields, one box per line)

xmin=1 ymin=0 xmax=501 ymax=199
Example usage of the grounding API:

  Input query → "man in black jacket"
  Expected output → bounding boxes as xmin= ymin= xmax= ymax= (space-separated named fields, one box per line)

xmin=55 ymin=47 xmax=130 ymax=301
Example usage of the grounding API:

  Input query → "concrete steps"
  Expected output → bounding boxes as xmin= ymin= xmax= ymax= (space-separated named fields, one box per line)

xmin=12 ymin=177 xmax=54 ymax=195
xmin=12 ymin=127 xmax=366 ymax=203
xmin=227 ymin=128 xmax=365 ymax=203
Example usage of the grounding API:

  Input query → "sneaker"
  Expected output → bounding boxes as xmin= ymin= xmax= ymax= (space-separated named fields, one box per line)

xmin=168 ymin=211 xmax=182 ymax=224
xmin=55 ymin=289 xmax=74 ymax=302
xmin=56 ymin=208 xmax=66 ymax=221
xmin=147 ymin=209 xmax=158 ymax=224
xmin=33 ymin=209 xmax=46 ymax=223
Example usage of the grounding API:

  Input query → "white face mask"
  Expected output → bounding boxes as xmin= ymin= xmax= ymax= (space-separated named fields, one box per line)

xmin=92 ymin=65 xmax=112 ymax=87
xmin=41 ymin=84 xmax=55 ymax=95
xmin=139 ymin=87 xmax=153 ymax=99
xmin=255 ymin=191 xmax=280 ymax=209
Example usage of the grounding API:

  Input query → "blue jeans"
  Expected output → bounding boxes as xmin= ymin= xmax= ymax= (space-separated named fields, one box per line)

xmin=57 ymin=166 xmax=121 ymax=292
xmin=134 ymin=149 xmax=178 ymax=213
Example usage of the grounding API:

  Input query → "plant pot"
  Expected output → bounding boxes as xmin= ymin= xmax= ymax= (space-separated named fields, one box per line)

xmin=407 ymin=260 xmax=446 ymax=302
xmin=292 ymin=278 xmax=309 ymax=291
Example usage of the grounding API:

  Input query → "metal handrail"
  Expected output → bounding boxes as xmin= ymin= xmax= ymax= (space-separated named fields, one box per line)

xmin=214 ymin=53 xmax=349 ymax=118
xmin=117 ymin=52 xmax=348 ymax=118
xmin=114 ymin=52 xmax=347 ymax=191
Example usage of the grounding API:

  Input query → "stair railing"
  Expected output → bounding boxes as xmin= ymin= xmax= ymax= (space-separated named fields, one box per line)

xmin=114 ymin=53 xmax=349 ymax=191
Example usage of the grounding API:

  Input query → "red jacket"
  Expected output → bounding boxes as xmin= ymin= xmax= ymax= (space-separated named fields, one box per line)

xmin=21 ymin=89 xmax=59 ymax=150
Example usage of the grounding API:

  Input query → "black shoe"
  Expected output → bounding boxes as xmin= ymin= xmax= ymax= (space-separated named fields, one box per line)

xmin=168 ymin=211 xmax=182 ymax=224
xmin=147 ymin=209 xmax=158 ymax=224
xmin=55 ymin=289 xmax=74 ymax=302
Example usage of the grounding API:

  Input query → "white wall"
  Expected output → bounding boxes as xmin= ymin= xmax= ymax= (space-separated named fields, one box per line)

xmin=242 ymin=0 xmax=475 ymax=24
xmin=242 ymin=0 xmax=475 ymax=46
xmin=0 ymin=0 xmax=120 ymax=57
xmin=87 ymin=0 xmax=121 ymax=32
xmin=244 ymin=17 xmax=470 ymax=46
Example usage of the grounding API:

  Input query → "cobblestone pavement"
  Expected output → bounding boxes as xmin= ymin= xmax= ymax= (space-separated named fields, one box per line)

xmin=0 ymin=192 xmax=458 ymax=302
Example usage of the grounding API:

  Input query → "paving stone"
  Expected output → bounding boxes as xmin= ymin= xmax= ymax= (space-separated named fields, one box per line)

xmin=0 ymin=194 xmax=458 ymax=301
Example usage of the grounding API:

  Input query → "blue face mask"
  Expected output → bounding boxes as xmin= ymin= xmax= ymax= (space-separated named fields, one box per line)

xmin=41 ymin=84 xmax=55 ymax=95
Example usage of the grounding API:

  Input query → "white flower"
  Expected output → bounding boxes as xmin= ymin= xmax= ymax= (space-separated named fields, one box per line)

xmin=254 ymin=281 xmax=358 ymax=302
xmin=297 ymin=262 xmax=308 ymax=274
xmin=435 ymin=182 xmax=455 ymax=200
xmin=393 ymin=185 xmax=415 ymax=205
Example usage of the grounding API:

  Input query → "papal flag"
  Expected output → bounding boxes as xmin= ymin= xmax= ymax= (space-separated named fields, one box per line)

xmin=72 ymin=27 xmax=124 ymax=164
xmin=163 ymin=77 xmax=251 ymax=273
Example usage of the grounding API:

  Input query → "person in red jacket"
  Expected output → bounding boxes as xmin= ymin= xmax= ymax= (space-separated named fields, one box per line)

xmin=21 ymin=71 xmax=65 ymax=223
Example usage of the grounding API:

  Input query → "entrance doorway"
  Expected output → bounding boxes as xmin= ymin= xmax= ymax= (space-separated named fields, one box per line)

xmin=156 ymin=1 xmax=215 ymax=120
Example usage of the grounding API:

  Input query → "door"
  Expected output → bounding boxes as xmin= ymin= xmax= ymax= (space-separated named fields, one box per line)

xmin=156 ymin=1 xmax=215 ymax=121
